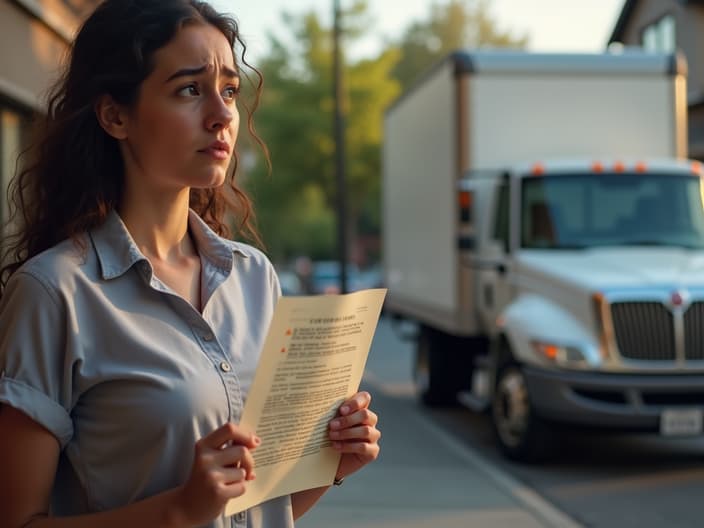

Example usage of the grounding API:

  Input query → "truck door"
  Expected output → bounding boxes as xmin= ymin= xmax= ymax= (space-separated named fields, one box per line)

xmin=476 ymin=179 xmax=514 ymax=333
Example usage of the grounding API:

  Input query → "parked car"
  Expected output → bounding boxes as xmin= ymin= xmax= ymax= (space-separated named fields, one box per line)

xmin=311 ymin=260 xmax=384 ymax=294
xmin=311 ymin=261 xmax=349 ymax=294
xmin=277 ymin=270 xmax=303 ymax=296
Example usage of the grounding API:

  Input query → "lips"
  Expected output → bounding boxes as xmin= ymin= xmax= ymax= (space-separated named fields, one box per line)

xmin=199 ymin=140 xmax=230 ymax=160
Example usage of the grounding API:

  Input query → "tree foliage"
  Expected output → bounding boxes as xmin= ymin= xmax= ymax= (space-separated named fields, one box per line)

xmin=392 ymin=0 xmax=528 ymax=90
xmin=243 ymin=0 xmax=527 ymax=264
xmin=244 ymin=2 xmax=400 ymax=263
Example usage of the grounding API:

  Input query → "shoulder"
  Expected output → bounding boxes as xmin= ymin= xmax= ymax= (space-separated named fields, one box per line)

xmin=229 ymin=240 xmax=272 ymax=266
xmin=220 ymin=239 xmax=281 ymax=297
xmin=221 ymin=239 xmax=276 ymax=275
xmin=9 ymin=235 xmax=94 ymax=299
xmin=0 ymin=242 xmax=82 ymax=350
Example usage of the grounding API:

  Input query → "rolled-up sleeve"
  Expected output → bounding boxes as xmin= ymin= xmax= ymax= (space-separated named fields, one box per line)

xmin=0 ymin=271 xmax=73 ymax=447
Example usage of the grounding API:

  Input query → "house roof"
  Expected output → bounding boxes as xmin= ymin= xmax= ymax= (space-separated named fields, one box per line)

xmin=609 ymin=0 xmax=704 ymax=43
xmin=609 ymin=0 xmax=637 ymax=44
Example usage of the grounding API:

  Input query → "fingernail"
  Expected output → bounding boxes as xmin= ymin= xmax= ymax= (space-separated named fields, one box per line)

xmin=330 ymin=419 xmax=341 ymax=429
xmin=253 ymin=435 xmax=261 ymax=445
xmin=341 ymin=406 xmax=350 ymax=415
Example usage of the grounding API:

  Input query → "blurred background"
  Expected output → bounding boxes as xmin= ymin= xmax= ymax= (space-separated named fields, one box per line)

xmin=0 ymin=0 xmax=632 ymax=293
xmin=7 ymin=1 xmax=704 ymax=278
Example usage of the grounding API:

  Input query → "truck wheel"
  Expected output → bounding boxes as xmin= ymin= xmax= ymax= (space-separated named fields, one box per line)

xmin=413 ymin=327 xmax=432 ymax=403
xmin=491 ymin=364 xmax=550 ymax=461
xmin=413 ymin=326 xmax=465 ymax=407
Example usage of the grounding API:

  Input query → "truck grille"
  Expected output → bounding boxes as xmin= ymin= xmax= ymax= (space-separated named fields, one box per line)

xmin=611 ymin=301 xmax=704 ymax=361
xmin=611 ymin=302 xmax=675 ymax=360
xmin=684 ymin=302 xmax=704 ymax=360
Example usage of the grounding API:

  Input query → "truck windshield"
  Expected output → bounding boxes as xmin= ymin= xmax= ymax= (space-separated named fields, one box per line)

xmin=521 ymin=173 xmax=704 ymax=250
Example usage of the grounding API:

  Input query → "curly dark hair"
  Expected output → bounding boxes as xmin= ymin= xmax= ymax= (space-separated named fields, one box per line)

xmin=0 ymin=0 xmax=268 ymax=292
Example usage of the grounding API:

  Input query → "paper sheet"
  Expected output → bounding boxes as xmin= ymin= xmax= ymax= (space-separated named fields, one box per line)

xmin=225 ymin=288 xmax=387 ymax=516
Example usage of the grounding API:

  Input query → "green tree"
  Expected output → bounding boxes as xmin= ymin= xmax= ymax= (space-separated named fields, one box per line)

xmin=243 ymin=2 xmax=400 ymax=264
xmin=392 ymin=0 xmax=528 ymax=90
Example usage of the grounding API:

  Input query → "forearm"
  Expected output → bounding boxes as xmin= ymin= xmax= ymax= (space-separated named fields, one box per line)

xmin=23 ymin=487 xmax=190 ymax=528
xmin=290 ymin=485 xmax=330 ymax=520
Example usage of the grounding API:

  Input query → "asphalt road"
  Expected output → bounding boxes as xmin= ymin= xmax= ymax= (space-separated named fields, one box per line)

xmin=365 ymin=315 xmax=704 ymax=528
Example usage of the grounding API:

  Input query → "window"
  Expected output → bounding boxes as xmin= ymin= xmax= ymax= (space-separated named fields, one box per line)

xmin=641 ymin=14 xmax=676 ymax=53
xmin=492 ymin=182 xmax=510 ymax=252
xmin=520 ymin=173 xmax=704 ymax=249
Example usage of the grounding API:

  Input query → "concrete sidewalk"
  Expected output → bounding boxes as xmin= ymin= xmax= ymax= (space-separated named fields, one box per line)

xmin=296 ymin=379 xmax=583 ymax=528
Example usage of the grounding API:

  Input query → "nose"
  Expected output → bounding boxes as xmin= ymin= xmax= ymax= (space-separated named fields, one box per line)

xmin=204 ymin=95 xmax=235 ymax=132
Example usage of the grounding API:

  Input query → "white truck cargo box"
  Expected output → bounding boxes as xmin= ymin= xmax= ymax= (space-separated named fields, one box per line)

xmin=383 ymin=51 xmax=687 ymax=335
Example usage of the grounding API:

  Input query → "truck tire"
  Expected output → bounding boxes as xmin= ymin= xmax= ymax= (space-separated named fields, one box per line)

xmin=414 ymin=326 xmax=473 ymax=407
xmin=491 ymin=363 xmax=551 ymax=462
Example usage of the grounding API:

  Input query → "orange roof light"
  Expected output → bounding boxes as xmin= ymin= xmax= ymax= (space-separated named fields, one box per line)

xmin=591 ymin=161 xmax=604 ymax=173
xmin=531 ymin=163 xmax=545 ymax=176
xmin=613 ymin=161 xmax=625 ymax=173
xmin=635 ymin=161 xmax=648 ymax=173
xmin=691 ymin=161 xmax=702 ymax=176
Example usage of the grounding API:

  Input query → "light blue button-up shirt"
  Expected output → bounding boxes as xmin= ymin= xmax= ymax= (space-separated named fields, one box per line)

xmin=0 ymin=210 xmax=294 ymax=528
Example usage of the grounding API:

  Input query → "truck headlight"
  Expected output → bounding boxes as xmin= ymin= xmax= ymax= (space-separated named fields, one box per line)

xmin=532 ymin=341 xmax=588 ymax=367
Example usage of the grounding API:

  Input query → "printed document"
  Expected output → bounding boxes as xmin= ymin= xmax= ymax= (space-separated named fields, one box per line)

xmin=225 ymin=288 xmax=387 ymax=516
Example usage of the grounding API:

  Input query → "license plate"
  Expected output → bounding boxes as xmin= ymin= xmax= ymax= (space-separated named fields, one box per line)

xmin=660 ymin=408 xmax=703 ymax=436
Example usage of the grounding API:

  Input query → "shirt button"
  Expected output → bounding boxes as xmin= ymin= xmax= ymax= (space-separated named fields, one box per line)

xmin=235 ymin=511 xmax=246 ymax=522
xmin=202 ymin=332 xmax=214 ymax=342
xmin=220 ymin=361 xmax=231 ymax=372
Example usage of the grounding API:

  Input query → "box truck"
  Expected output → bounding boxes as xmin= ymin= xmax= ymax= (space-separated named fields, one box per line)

xmin=382 ymin=50 xmax=704 ymax=460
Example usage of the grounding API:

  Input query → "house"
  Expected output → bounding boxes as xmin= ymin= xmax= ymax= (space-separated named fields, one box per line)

xmin=0 ymin=0 xmax=98 ymax=236
xmin=609 ymin=0 xmax=704 ymax=159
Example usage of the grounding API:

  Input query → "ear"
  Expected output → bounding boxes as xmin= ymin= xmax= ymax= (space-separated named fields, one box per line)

xmin=94 ymin=95 xmax=129 ymax=140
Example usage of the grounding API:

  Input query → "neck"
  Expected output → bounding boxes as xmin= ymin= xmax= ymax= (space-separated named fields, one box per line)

xmin=118 ymin=186 xmax=195 ymax=263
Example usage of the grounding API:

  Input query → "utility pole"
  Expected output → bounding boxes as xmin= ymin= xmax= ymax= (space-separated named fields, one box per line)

xmin=333 ymin=0 xmax=348 ymax=293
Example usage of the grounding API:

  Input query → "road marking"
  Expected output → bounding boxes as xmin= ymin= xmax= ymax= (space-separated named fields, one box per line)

xmin=364 ymin=372 xmax=584 ymax=528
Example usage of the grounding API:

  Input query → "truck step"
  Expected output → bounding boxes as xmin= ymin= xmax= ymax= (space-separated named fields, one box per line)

xmin=457 ymin=390 xmax=489 ymax=412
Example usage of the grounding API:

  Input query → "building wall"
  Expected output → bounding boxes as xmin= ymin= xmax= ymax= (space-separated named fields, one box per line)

xmin=0 ymin=0 xmax=97 ymax=239
xmin=612 ymin=0 xmax=704 ymax=159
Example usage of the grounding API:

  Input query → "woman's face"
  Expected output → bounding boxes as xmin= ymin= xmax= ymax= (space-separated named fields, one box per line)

xmin=121 ymin=23 xmax=240 ymax=193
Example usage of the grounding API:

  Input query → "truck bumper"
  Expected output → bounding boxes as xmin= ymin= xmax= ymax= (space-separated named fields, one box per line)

xmin=524 ymin=366 xmax=704 ymax=430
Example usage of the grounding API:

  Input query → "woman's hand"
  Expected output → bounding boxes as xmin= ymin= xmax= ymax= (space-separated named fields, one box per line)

xmin=328 ymin=391 xmax=381 ymax=480
xmin=173 ymin=423 xmax=260 ymax=526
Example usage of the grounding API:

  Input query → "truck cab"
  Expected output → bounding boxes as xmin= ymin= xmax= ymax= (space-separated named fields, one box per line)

xmin=461 ymin=159 xmax=704 ymax=459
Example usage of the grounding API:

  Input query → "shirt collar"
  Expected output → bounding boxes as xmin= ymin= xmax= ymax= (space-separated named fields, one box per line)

xmin=89 ymin=209 xmax=250 ymax=281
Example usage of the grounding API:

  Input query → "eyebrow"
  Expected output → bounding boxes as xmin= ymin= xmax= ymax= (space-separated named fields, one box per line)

xmin=165 ymin=65 xmax=240 ymax=83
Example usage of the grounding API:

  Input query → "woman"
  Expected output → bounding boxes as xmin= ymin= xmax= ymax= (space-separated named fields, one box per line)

xmin=0 ymin=1 xmax=380 ymax=527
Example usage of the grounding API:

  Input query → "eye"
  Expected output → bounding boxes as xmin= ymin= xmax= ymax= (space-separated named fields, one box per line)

xmin=222 ymin=85 xmax=240 ymax=100
xmin=177 ymin=84 xmax=200 ymax=97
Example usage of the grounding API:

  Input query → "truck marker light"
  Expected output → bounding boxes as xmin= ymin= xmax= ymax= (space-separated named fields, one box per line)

xmin=531 ymin=163 xmax=545 ymax=176
xmin=591 ymin=161 xmax=604 ymax=173
xmin=635 ymin=162 xmax=648 ymax=173
xmin=459 ymin=191 xmax=472 ymax=208
xmin=691 ymin=161 xmax=702 ymax=175
xmin=613 ymin=161 xmax=625 ymax=173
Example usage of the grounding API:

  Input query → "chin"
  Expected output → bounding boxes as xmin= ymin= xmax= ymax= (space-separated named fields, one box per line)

xmin=192 ymin=172 xmax=227 ymax=189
